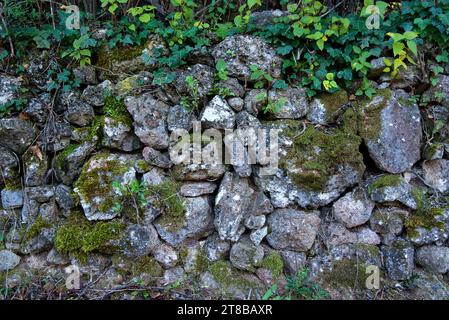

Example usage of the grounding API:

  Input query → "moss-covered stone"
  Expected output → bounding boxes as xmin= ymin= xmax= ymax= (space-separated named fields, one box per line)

xmin=131 ymin=256 xmax=163 ymax=278
xmin=358 ymin=89 xmax=392 ymax=141
xmin=367 ymin=174 xmax=402 ymax=194
xmin=261 ymin=252 xmax=284 ymax=279
xmin=55 ymin=143 xmax=80 ymax=168
xmin=146 ymin=180 xmax=186 ymax=232
xmin=23 ymin=216 xmax=50 ymax=242
xmin=404 ymin=188 xmax=447 ymax=237
xmin=323 ymin=259 xmax=367 ymax=290
xmin=96 ymin=44 xmax=145 ymax=71
xmin=103 ymin=96 xmax=133 ymax=126
xmin=209 ymin=260 xmax=258 ymax=294
xmin=74 ymin=153 xmax=130 ymax=213
xmin=54 ymin=211 xmax=125 ymax=260
xmin=280 ymin=126 xmax=364 ymax=191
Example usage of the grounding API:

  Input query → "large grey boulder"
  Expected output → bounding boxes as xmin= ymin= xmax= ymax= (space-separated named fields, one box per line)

xmin=333 ymin=187 xmax=375 ymax=228
xmin=200 ymin=95 xmax=236 ymax=129
xmin=267 ymin=209 xmax=321 ymax=252
xmin=155 ymin=196 xmax=214 ymax=247
xmin=359 ymin=89 xmax=422 ymax=173
xmin=74 ymin=153 xmax=137 ymax=221
xmin=0 ymin=250 xmax=21 ymax=272
xmin=214 ymin=172 xmax=254 ymax=242
xmin=382 ymin=239 xmax=414 ymax=280
xmin=268 ymin=88 xmax=309 ymax=119
xmin=422 ymin=159 xmax=449 ymax=193
xmin=415 ymin=245 xmax=449 ymax=274
xmin=229 ymin=236 xmax=264 ymax=271
xmin=211 ymin=35 xmax=282 ymax=80
xmin=124 ymin=93 xmax=170 ymax=149
xmin=0 ymin=118 xmax=37 ymax=154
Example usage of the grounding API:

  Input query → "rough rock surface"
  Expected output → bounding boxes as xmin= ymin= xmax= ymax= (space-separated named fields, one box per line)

xmin=267 ymin=209 xmax=321 ymax=252
xmin=155 ymin=196 xmax=214 ymax=246
xmin=0 ymin=250 xmax=21 ymax=272
xmin=415 ymin=246 xmax=449 ymax=274
xmin=0 ymin=118 xmax=37 ymax=154
xmin=214 ymin=172 xmax=254 ymax=242
xmin=333 ymin=188 xmax=375 ymax=228
xmin=382 ymin=240 xmax=414 ymax=281
xmin=360 ymin=89 xmax=422 ymax=173
xmin=124 ymin=93 xmax=170 ymax=149
xmin=212 ymin=35 xmax=282 ymax=80
xmin=74 ymin=153 xmax=137 ymax=221
xmin=422 ymin=159 xmax=449 ymax=192
xmin=200 ymin=96 xmax=236 ymax=130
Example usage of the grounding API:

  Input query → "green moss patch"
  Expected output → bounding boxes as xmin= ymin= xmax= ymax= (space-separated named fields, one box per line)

xmin=103 ymin=96 xmax=133 ymax=126
xmin=405 ymin=188 xmax=447 ymax=237
xmin=96 ymin=44 xmax=144 ymax=70
xmin=54 ymin=211 xmax=125 ymax=260
xmin=74 ymin=153 xmax=129 ymax=213
xmin=280 ymin=126 xmax=364 ymax=191
xmin=261 ymin=252 xmax=284 ymax=279
xmin=147 ymin=180 xmax=186 ymax=232
xmin=358 ymin=89 xmax=392 ymax=141
xmin=367 ymin=174 xmax=402 ymax=194
xmin=317 ymin=90 xmax=349 ymax=122
xmin=323 ymin=259 xmax=367 ymax=290
xmin=209 ymin=260 xmax=258 ymax=294
xmin=23 ymin=216 xmax=51 ymax=242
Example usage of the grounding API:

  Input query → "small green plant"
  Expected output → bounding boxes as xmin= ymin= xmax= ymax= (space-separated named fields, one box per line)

xmin=386 ymin=31 xmax=418 ymax=77
xmin=61 ymin=33 xmax=97 ymax=66
xmin=322 ymin=72 xmax=338 ymax=91
xmin=180 ymin=75 xmax=200 ymax=109
xmin=215 ymin=58 xmax=228 ymax=80
xmin=285 ymin=268 xmax=329 ymax=300
xmin=112 ymin=179 xmax=147 ymax=221
xmin=262 ymin=268 xmax=329 ymax=300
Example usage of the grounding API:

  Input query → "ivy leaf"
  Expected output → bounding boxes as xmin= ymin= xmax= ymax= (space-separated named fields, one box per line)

xmin=406 ymin=40 xmax=417 ymax=56
xmin=33 ymin=35 xmax=51 ymax=49
xmin=276 ymin=45 xmax=293 ymax=55
xmin=393 ymin=42 xmax=405 ymax=56
xmin=272 ymin=79 xmax=289 ymax=89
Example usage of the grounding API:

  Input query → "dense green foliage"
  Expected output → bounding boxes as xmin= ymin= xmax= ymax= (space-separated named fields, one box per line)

xmin=1 ymin=0 xmax=449 ymax=115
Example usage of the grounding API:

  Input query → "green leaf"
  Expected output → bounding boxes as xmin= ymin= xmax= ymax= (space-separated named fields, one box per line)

xmin=272 ymin=79 xmax=289 ymax=90
xmin=403 ymin=31 xmax=418 ymax=40
xmin=406 ymin=40 xmax=417 ymax=56
xmin=393 ymin=42 xmax=405 ymax=57
xmin=139 ymin=13 xmax=153 ymax=23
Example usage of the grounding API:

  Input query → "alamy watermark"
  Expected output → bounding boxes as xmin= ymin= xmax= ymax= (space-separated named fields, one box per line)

xmin=65 ymin=265 xmax=80 ymax=290
xmin=169 ymin=121 xmax=280 ymax=176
